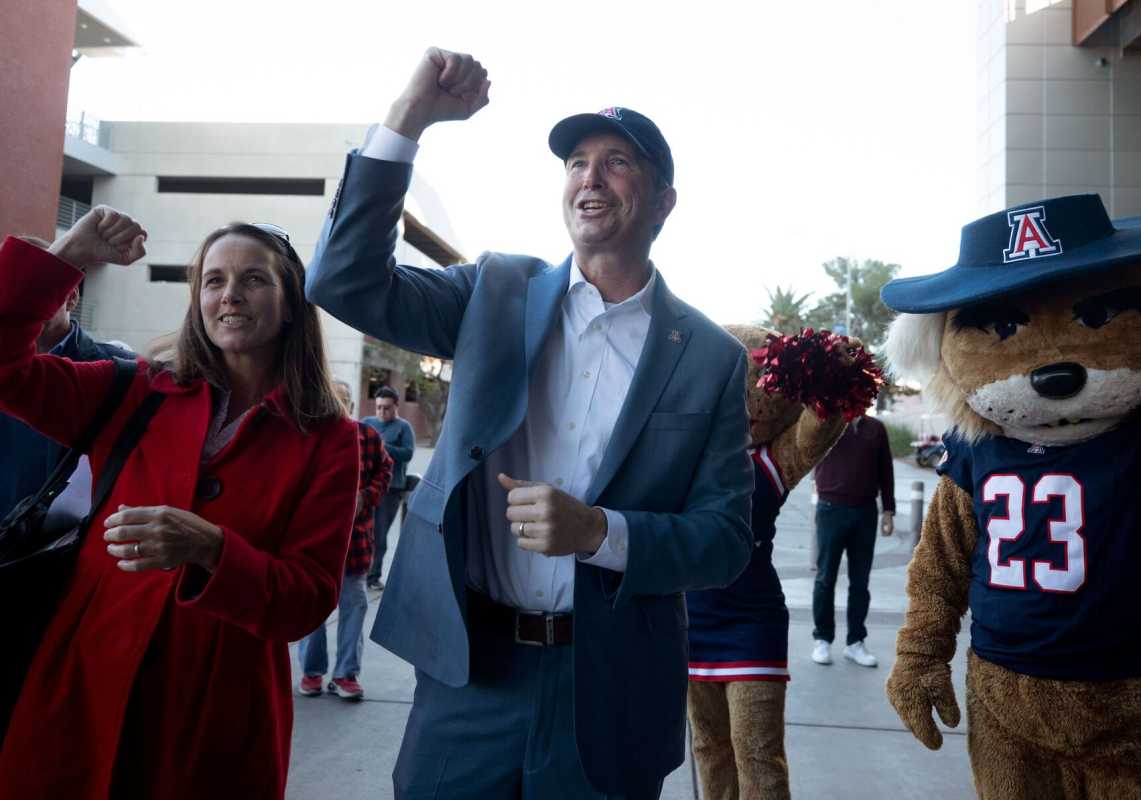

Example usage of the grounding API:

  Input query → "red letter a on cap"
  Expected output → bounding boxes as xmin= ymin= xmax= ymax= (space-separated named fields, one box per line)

xmin=1014 ymin=217 xmax=1050 ymax=254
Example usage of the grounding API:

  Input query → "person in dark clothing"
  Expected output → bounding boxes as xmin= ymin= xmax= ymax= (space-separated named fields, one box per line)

xmin=0 ymin=236 xmax=133 ymax=521
xmin=810 ymin=412 xmax=895 ymax=667
xmin=361 ymin=385 xmax=415 ymax=590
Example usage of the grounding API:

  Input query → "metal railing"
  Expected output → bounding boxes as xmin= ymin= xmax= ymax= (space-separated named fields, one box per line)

xmin=57 ymin=197 xmax=92 ymax=230
xmin=64 ymin=111 xmax=106 ymax=147
xmin=58 ymin=196 xmax=95 ymax=328
xmin=72 ymin=295 xmax=97 ymax=331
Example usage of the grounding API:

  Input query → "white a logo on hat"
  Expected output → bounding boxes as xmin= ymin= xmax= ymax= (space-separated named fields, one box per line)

xmin=1003 ymin=206 xmax=1063 ymax=263
xmin=598 ymin=106 xmax=623 ymax=120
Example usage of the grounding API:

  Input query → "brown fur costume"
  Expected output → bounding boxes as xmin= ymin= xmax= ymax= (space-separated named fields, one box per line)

xmin=687 ymin=324 xmax=854 ymax=800
xmin=884 ymin=266 xmax=1141 ymax=799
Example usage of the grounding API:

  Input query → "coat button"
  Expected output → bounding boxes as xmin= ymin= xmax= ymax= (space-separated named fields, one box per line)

xmin=469 ymin=446 xmax=483 ymax=460
xmin=196 ymin=476 xmax=223 ymax=500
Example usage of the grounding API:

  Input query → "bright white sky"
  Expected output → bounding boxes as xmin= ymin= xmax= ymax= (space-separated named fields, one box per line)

xmin=68 ymin=0 xmax=978 ymax=325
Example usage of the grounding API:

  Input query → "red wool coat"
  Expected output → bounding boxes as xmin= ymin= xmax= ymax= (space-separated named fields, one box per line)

xmin=0 ymin=238 xmax=359 ymax=799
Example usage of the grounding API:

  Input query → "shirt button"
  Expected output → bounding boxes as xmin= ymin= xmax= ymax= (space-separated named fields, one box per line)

xmin=536 ymin=590 xmax=544 ymax=598
xmin=555 ymin=478 xmax=564 ymax=487
xmin=568 ymin=422 xmax=576 ymax=430
xmin=591 ymin=323 xmax=600 ymax=332
xmin=582 ymin=370 xmax=591 ymax=379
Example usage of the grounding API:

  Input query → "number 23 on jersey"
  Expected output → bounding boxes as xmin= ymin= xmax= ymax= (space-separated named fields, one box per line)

xmin=982 ymin=473 xmax=1085 ymax=593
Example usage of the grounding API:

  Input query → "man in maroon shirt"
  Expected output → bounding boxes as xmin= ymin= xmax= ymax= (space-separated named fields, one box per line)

xmin=810 ymin=412 xmax=895 ymax=668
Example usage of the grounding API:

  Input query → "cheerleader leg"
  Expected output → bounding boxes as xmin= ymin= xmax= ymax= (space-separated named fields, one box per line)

xmin=688 ymin=681 xmax=738 ymax=800
xmin=727 ymin=680 xmax=790 ymax=800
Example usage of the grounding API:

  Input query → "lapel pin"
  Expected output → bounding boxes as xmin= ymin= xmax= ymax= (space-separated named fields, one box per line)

xmin=669 ymin=329 xmax=682 ymax=344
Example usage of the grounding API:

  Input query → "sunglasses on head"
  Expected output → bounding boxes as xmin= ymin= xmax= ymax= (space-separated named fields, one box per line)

xmin=249 ymin=223 xmax=300 ymax=261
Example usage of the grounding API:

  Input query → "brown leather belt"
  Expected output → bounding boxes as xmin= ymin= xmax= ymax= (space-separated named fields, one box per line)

xmin=467 ymin=590 xmax=573 ymax=646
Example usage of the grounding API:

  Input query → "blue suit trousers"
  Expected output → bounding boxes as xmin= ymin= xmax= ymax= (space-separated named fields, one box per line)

xmin=393 ymin=626 xmax=663 ymax=800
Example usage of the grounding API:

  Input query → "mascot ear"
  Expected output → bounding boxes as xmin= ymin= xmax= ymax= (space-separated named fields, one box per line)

xmin=884 ymin=312 xmax=946 ymax=385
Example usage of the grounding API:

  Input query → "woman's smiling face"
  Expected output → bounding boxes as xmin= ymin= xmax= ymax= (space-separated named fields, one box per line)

xmin=199 ymin=233 xmax=289 ymax=362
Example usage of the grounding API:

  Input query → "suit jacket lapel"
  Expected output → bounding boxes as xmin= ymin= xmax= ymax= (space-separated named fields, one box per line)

xmin=585 ymin=274 xmax=691 ymax=505
xmin=525 ymin=257 xmax=571 ymax=377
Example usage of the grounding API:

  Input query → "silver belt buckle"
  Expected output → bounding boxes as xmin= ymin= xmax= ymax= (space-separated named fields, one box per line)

xmin=514 ymin=612 xmax=542 ymax=646
xmin=514 ymin=612 xmax=558 ymax=646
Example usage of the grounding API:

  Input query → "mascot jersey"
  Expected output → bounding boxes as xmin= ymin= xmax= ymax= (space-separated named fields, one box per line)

xmin=686 ymin=447 xmax=790 ymax=682
xmin=939 ymin=421 xmax=1141 ymax=681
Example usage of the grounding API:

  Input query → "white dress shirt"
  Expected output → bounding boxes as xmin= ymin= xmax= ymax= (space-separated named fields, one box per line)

xmin=360 ymin=126 xmax=654 ymax=612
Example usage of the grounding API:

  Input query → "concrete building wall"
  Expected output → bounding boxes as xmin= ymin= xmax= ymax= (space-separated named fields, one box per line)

xmin=977 ymin=0 xmax=1141 ymax=216
xmin=79 ymin=121 xmax=460 ymax=415
xmin=0 ymin=0 xmax=77 ymax=239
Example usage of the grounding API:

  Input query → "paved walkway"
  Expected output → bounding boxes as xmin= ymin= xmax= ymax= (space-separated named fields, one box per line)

xmin=286 ymin=452 xmax=976 ymax=799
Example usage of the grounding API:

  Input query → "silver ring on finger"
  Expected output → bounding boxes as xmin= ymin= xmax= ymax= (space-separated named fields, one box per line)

xmin=133 ymin=542 xmax=142 ymax=558
xmin=519 ymin=522 xmax=526 ymax=538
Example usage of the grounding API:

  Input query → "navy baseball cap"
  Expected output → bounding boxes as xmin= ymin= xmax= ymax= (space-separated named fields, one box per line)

xmin=549 ymin=107 xmax=674 ymax=186
xmin=881 ymin=194 xmax=1141 ymax=313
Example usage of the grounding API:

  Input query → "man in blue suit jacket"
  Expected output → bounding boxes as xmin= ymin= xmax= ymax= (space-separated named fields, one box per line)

xmin=306 ymin=48 xmax=753 ymax=800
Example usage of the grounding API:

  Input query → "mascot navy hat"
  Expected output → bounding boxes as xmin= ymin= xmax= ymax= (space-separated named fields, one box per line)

xmin=549 ymin=107 xmax=674 ymax=186
xmin=881 ymin=194 xmax=1141 ymax=313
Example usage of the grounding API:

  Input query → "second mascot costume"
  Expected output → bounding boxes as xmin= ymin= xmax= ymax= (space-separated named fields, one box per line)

xmin=686 ymin=324 xmax=878 ymax=799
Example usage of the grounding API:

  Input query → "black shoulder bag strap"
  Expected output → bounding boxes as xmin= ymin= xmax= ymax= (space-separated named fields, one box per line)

xmin=84 ymin=389 xmax=167 ymax=533
xmin=29 ymin=387 xmax=166 ymax=562
xmin=77 ymin=357 xmax=139 ymax=453
xmin=3 ymin=357 xmax=138 ymax=523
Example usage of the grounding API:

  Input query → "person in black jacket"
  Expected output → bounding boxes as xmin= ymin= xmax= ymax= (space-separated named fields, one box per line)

xmin=0 ymin=236 xmax=133 ymax=520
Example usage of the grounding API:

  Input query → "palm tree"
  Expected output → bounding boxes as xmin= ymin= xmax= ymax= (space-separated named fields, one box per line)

xmin=760 ymin=285 xmax=812 ymax=334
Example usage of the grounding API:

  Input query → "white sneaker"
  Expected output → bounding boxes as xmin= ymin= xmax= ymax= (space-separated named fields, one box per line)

xmin=843 ymin=641 xmax=878 ymax=667
xmin=811 ymin=640 xmax=832 ymax=665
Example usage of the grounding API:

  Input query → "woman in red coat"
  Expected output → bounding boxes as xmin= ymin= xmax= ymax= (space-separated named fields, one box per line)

xmin=0 ymin=207 xmax=360 ymax=799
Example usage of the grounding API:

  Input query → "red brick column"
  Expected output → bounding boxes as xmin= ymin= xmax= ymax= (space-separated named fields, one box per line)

xmin=0 ymin=0 xmax=77 ymax=240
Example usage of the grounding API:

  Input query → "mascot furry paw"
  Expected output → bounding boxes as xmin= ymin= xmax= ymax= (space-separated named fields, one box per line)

xmin=686 ymin=325 xmax=878 ymax=800
xmin=881 ymin=194 xmax=1141 ymax=799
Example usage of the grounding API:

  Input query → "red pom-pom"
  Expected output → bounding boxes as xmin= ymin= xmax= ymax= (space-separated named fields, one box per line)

xmin=750 ymin=328 xmax=883 ymax=421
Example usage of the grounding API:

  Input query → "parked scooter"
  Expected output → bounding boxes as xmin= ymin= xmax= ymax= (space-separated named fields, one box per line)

xmin=912 ymin=434 xmax=946 ymax=468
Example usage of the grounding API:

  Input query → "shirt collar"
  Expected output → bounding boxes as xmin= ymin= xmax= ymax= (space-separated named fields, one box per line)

xmin=48 ymin=320 xmax=80 ymax=356
xmin=567 ymin=257 xmax=657 ymax=315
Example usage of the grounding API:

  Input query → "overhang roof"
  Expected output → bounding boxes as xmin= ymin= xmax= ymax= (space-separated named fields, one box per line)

xmin=402 ymin=210 xmax=466 ymax=267
xmin=1073 ymin=0 xmax=1141 ymax=49
xmin=75 ymin=0 xmax=139 ymax=55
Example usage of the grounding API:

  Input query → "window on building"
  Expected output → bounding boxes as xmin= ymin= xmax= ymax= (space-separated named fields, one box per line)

xmin=149 ymin=264 xmax=189 ymax=283
xmin=156 ymin=177 xmax=325 ymax=196
xmin=60 ymin=176 xmax=94 ymax=205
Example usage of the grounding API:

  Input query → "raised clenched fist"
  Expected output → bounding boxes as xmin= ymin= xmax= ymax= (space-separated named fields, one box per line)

xmin=384 ymin=47 xmax=491 ymax=140
xmin=49 ymin=206 xmax=147 ymax=269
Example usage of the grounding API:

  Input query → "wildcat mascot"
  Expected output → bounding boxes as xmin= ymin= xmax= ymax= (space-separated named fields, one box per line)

xmin=881 ymin=194 xmax=1141 ymax=799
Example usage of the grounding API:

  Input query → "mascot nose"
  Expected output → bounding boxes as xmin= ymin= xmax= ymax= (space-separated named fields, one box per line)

xmin=1030 ymin=362 xmax=1087 ymax=399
